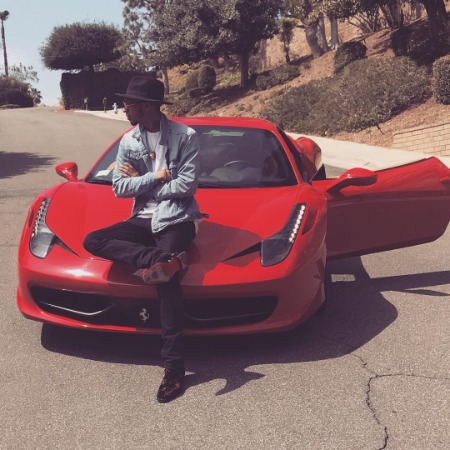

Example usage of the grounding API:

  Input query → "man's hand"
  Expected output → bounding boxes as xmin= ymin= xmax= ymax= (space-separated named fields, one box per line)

xmin=156 ymin=169 xmax=172 ymax=182
xmin=119 ymin=163 xmax=139 ymax=178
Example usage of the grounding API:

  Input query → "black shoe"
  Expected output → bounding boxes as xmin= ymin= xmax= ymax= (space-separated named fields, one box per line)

xmin=157 ymin=368 xmax=185 ymax=403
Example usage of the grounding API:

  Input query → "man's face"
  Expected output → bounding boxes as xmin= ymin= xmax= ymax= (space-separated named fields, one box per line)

xmin=122 ymin=99 xmax=144 ymax=126
xmin=123 ymin=100 xmax=161 ymax=126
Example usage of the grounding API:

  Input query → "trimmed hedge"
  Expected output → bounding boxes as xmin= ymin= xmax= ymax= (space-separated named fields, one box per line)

xmin=60 ymin=69 xmax=149 ymax=110
xmin=185 ymin=70 xmax=199 ymax=91
xmin=198 ymin=65 xmax=216 ymax=92
xmin=185 ymin=65 xmax=216 ymax=97
xmin=433 ymin=55 xmax=450 ymax=105
xmin=334 ymin=40 xmax=367 ymax=73
xmin=262 ymin=57 xmax=431 ymax=134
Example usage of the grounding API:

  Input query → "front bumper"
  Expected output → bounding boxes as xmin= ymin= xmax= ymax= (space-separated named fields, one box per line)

xmin=17 ymin=239 xmax=326 ymax=335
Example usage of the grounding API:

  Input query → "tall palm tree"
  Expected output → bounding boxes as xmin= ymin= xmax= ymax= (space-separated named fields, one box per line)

xmin=0 ymin=10 xmax=9 ymax=77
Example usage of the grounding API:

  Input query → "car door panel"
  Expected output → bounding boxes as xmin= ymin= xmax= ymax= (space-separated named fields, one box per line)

xmin=312 ymin=157 xmax=450 ymax=260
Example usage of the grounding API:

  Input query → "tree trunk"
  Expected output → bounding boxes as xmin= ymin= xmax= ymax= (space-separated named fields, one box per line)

xmin=414 ymin=3 xmax=423 ymax=20
xmin=239 ymin=51 xmax=250 ymax=88
xmin=304 ymin=22 xmax=324 ymax=58
xmin=419 ymin=0 xmax=448 ymax=40
xmin=209 ymin=56 xmax=220 ymax=69
xmin=316 ymin=15 xmax=330 ymax=53
xmin=1 ymin=22 xmax=8 ymax=77
xmin=283 ymin=41 xmax=291 ymax=63
xmin=222 ymin=53 xmax=230 ymax=73
xmin=161 ymin=67 xmax=170 ymax=94
xmin=380 ymin=0 xmax=403 ymax=29
xmin=328 ymin=15 xmax=340 ymax=49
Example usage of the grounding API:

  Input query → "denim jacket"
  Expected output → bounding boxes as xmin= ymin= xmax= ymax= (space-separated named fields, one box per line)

xmin=112 ymin=114 xmax=203 ymax=233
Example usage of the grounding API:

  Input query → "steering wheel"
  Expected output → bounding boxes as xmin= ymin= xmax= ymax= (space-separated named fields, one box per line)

xmin=224 ymin=160 xmax=257 ymax=169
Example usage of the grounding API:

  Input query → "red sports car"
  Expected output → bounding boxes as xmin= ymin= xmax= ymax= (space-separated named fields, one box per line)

xmin=17 ymin=117 xmax=450 ymax=335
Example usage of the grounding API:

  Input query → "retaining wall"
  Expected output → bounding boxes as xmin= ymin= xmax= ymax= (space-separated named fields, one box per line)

xmin=393 ymin=122 xmax=450 ymax=156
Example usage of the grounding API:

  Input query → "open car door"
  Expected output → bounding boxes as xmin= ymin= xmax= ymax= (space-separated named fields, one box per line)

xmin=312 ymin=157 xmax=450 ymax=260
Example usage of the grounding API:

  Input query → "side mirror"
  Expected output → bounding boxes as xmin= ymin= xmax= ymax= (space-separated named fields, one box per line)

xmin=55 ymin=162 xmax=78 ymax=181
xmin=327 ymin=168 xmax=377 ymax=194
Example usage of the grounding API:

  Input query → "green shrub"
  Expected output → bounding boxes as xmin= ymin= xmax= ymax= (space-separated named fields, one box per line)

xmin=334 ymin=40 xmax=367 ymax=73
xmin=0 ymin=88 xmax=33 ymax=107
xmin=0 ymin=77 xmax=34 ymax=107
xmin=185 ymin=65 xmax=216 ymax=97
xmin=433 ymin=55 xmax=450 ymax=104
xmin=197 ymin=65 xmax=216 ymax=93
xmin=260 ymin=78 xmax=333 ymax=131
xmin=185 ymin=70 xmax=199 ymax=91
xmin=262 ymin=57 xmax=431 ymax=134
xmin=255 ymin=64 xmax=299 ymax=91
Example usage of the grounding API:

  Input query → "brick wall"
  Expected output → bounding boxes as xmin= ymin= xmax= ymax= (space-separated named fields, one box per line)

xmin=393 ymin=122 xmax=450 ymax=156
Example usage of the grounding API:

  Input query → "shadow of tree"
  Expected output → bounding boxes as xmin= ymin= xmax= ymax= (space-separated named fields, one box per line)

xmin=0 ymin=151 xmax=55 ymax=179
xmin=40 ymin=256 xmax=450 ymax=396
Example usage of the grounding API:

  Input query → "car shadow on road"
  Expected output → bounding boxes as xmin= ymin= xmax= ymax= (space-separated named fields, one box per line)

xmin=40 ymin=256 xmax=450 ymax=396
xmin=0 ymin=150 xmax=55 ymax=178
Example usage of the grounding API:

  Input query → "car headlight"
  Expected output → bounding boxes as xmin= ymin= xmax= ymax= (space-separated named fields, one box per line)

xmin=30 ymin=198 xmax=56 ymax=258
xmin=261 ymin=203 xmax=306 ymax=266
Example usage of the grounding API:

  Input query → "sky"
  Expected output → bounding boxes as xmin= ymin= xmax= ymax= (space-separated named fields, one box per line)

xmin=0 ymin=0 xmax=125 ymax=105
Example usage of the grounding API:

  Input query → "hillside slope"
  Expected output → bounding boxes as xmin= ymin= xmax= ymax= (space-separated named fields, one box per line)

xmin=168 ymin=14 xmax=449 ymax=150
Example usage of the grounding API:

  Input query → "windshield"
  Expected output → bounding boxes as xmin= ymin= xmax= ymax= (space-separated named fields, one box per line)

xmin=86 ymin=125 xmax=297 ymax=188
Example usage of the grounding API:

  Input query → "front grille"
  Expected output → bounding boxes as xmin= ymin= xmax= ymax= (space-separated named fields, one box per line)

xmin=31 ymin=287 xmax=277 ymax=329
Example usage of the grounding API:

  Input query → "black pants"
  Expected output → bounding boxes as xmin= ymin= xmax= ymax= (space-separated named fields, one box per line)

xmin=83 ymin=217 xmax=196 ymax=372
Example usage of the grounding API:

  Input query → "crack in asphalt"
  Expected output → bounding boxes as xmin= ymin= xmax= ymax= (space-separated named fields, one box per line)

xmin=351 ymin=354 xmax=450 ymax=450
xmin=311 ymin=331 xmax=450 ymax=450
xmin=351 ymin=354 xmax=390 ymax=450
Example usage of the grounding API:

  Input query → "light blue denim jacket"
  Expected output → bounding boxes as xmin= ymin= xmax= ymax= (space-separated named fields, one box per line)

xmin=112 ymin=114 xmax=203 ymax=233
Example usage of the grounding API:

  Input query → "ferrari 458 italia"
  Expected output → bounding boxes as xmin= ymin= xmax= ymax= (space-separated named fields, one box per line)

xmin=17 ymin=117 xmax=450 ymax=335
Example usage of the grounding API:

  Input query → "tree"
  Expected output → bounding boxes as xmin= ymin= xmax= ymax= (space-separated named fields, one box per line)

xmin=279 ymin=17 xmax=296 ymax=63
xmin=325 ymin=0 xmax=448 ymax=42
xmin=285 ymin=0 xmax=330 ymax=58
xmin=9 ymin=63 xmax=38 ymax=84
xmin=40 ymin=22 xmax=122 ymax=72
xmin=0 ymin=10 xmax=9 ymax=77
xmin=122 ymin=0 xmax=282 ymax=88
xmin=120 ymin=1 xmax=172 ymax=91
xmin=417 ymin=0 xmax=449 ymax=42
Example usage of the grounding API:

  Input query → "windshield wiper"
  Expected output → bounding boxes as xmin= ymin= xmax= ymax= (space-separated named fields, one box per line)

xmin=86 ymin=179 xmax=112 ymax=185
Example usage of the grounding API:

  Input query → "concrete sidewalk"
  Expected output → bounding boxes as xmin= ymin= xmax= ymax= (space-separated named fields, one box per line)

xmin=288 ymin=133 xmax=450 ymax=170
xmin=77 ymin=109 xmax=450 ymax=170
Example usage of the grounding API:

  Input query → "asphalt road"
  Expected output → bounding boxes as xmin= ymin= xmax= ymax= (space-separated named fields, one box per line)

xmin=1 ymin=107 xmax=449 ymax=450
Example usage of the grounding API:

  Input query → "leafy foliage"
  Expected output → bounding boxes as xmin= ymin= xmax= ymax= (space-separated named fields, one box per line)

xmin=255 ymin=64 xmax=300 ymax=90
xmin=121 ymin=0 xmax=282 ymax=87
xmin=433 ymin=55 xmax=450 ymax=105
xmin=279 ymin=17 xmax=296 ymax=63
xmin=262 ymin=57 xmax=431 ymax=134
xmin=334 ymin=40 xmax=367 ymax=73
xmin=197 ymin=65 xmax=217 ymax=92
xmin=40 ymin=22 xmax=122 ymax=72
xmin=0 ymin=76 xmax=34 ymax=107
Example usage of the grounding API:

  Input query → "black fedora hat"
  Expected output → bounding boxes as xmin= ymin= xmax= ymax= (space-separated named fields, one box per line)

xmin=116 ymin=76 xmax=172 ymax=105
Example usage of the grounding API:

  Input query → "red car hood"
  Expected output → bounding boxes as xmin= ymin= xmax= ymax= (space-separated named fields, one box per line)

xmin=46 ymin=182 xmax=302 ymax=261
